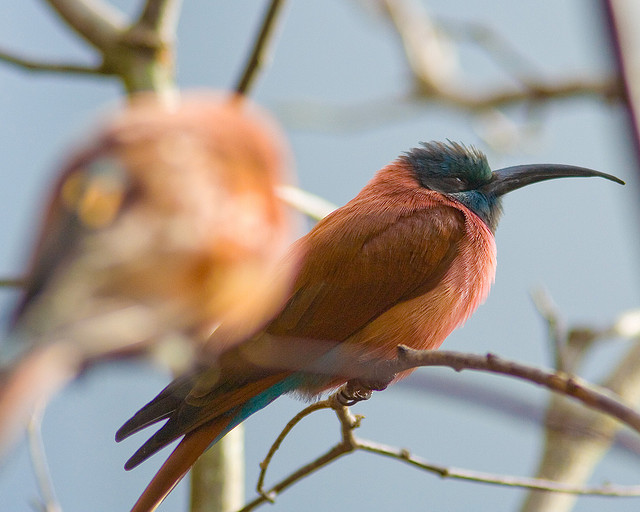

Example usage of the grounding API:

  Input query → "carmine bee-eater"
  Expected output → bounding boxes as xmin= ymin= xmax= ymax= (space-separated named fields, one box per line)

xmin=118 ymin=140 xmax=623 ymax=511
xmin=0 ymin=92 xmax=294 ymax=457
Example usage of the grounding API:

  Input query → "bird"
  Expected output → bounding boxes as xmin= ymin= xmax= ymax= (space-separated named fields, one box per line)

xmin=0 ymin=92 xmax=294 ymax=458
xmin=116 ymin=140 xmax=623 ymax=511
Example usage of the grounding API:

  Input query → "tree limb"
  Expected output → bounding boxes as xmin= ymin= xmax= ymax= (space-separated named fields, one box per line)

xmin=0 ymin=47 xmax=105 ymax=75
xmin=239 ymin=374 xmax=640 ymax=512
xmin=42 ymin=0 xmax=126 ymax=51
xmin=134 ymin=0 xmax=183 ymax=41
xmin=234 ymin=0 xmax=287 ymax=95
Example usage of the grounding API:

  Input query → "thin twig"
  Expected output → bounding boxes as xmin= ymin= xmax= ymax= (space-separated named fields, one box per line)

xmin=438 ymin=18 xmax=544 ymax=88
xmin=27 ymin=404 xmax=61 ymax=512
xmin=239 ymin=401 xmax=357 ymax=512
xmin=356 ymin=437 xmax=640 ymax=496
xmin=0 ymin=48 xmax=106 ymax=75
xmin=0 ymin=277 xmax=25 ymax=288
xmin=530 ymin=288 xmax=570 ymax=372
xmin=256 ymin=401 xmax=332 ymax=500
xmin=234 ymin=0 xmax=287 ymax=95
xmin=239 ymin=377 xmax=640 ymax=512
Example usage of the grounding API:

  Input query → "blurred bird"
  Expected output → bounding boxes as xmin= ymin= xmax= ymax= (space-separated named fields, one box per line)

xmin=118 ymin=141 xmax=623 ymax=512
xmin=0 ymin=92 xmax=294 ymax=457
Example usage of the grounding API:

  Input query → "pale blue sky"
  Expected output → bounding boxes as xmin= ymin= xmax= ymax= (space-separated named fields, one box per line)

xmin=1 ymin=2 xmax=638 ymax=511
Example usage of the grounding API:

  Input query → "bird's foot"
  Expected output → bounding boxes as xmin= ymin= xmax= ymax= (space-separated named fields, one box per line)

xmin=335 ymin=371 xmax=395 ymax=407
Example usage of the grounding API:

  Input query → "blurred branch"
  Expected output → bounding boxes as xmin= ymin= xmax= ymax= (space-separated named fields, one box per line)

xmin=284 ymin=0 xmax=620 ymax=138
xmin=0 ymin=277 xmax=25 ymax=288
xmin=521 ymin=298 xmax=640 ymax=512
xmin=134 ymin=0 xmax=182 ymax=40
xmin=281 ymin=77 xmax=619 ymax=133
xmin=234 ymin=0 xmax=287 ymax=95
xmin=27 ymin=404 xmax=60 ymax=512
xmin=276 ymin=185 xmax=337 ymax=221
xmin=43 ymin=0 xmax=126 ymax=50
xmin=378 ymin=0 xmax=622 ymax=107
xmin=531 ymin=289 xmax=570 ymax=372
xmin=0 ymin=48 xmax=105 ymax=75
xmin=190 ymin=425 xmax=245 ymax=512
xmin=3 ymin=0 xmax=183 ymax=94
xmin=603 ymin=0 xmax=640 ymax=173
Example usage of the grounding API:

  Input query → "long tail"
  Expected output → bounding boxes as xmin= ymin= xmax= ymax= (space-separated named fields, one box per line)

xmin=119 ymin=369 xmax=304 ymax=512
xmin=130 ymin=416 xmax=232 ymax=512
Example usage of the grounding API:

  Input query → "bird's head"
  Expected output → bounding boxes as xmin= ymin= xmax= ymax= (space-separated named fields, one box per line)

xmin=403 ymin=140 xmax=624 ymax=231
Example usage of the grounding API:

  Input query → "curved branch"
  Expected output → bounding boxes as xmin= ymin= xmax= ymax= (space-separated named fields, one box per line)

xmin=239 ymin=378 xmax=640 ymax=512
xmin=0 ymin=48 xmax=106 ymax=75
xmin=374 ymin=347 xmax=640 ymax=435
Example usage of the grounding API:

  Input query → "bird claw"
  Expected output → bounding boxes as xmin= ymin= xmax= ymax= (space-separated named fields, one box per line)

xmin=335 ymin=372 xmax=395 ymax=406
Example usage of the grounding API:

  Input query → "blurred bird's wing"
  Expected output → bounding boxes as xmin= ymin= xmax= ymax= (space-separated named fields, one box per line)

xmin=11 ymin=154 xmax=131 ymax=328
xmin=269 ymin=200 xmax=466 ymax=342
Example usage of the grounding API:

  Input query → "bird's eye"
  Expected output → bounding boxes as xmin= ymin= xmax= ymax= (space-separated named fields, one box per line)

xmin=453 ymin=177 xmax=466 ymax=189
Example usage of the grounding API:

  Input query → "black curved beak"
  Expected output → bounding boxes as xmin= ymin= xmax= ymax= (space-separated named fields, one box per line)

xmin=481 ymin=164 xmax=625 ymax=197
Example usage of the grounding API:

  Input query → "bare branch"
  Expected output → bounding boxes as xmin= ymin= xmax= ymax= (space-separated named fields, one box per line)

xmin=27 ymin=404 xmax=60 ymax=512
xmin=0 ymin=47 xmax=106 ymax=75
xmin=42 ymin=0 xmax=126 ymax=51
xmin=276 ymin=185 xmax=336 ymax=221
xmin=377 ymin=0 xmax=457 ymax=94
xmin=384 ymin=348 xmax=640 ymax=435
xmin=239 ymin=400 xmax=359 ymax=512
xmin=281 ymin=76 xmax=620 ymax=132
xmin=521 ymin=297 xmax=640 ymax=512
xmin=240 ymin=377 xmax=640 ymax=512
xmin=234 ymin=0 xmax=287 ymax=95
xmin=256 ymin=401 xmax=332 ymax=501
xmin=357 ymin=437 xmax=640 ymax=496
xmin=531 ymin=288 xmax=570 ymax=371
xmin=134 ymin=0 xmax=183 ymax=40
xmin=0 ymin=277 xmax=25 ymax=288
xmin=190 ymin=426 xmax=245 ymax=512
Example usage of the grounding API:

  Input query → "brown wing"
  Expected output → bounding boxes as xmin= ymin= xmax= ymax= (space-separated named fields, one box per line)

xmin=268 ymin=200 xmax=466 ymax=342
xmin=116 ymin=197 xmax=466 ymax=470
